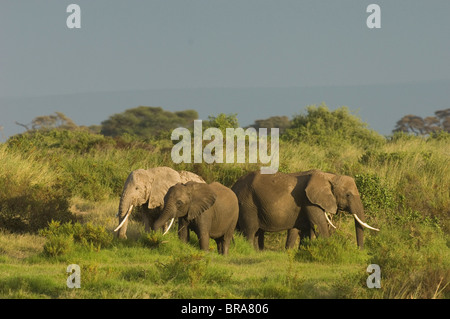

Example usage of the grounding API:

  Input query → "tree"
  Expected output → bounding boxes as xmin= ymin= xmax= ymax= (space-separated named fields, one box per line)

xmin=435 ymin=108 xmax=450 ymax=132
xmin=16 ymin=112 xmax=77 ymax=132
xmin=248 ymin=116 xmax=291 ymax=134
xmin=393 ymin=108 xmax=450 ymax=135
xmin=393 ymin=114 xmax=426 ymax=135
xmin=100 ymin=106 xmax=198 ymax=139
xmin=204 ymin=113 xmax=239 ymax=131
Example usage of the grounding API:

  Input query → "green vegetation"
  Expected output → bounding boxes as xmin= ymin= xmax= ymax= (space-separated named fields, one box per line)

xmin=0 ymin=104 xmax=448 ymax=299
xmin=393 ymin=108 xmax=450 ymax=135
xmin=100 ymin=106 xmax=198 ymax=140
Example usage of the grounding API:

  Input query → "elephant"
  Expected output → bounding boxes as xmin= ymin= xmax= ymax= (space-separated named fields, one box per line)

xmin=152 ymin=181 xmax=239 ymax=255
xmin=114 ymin=166 xmax=205 ymax=239
xmin=232 ymin=169 xmax=379 ymax=250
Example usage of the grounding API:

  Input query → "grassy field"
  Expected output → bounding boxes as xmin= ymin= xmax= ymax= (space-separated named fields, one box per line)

xmin=0 ymin=216 xmax=382 ymax=299
xmin=0 ymin=213 xmax=448 ymax=299
xmin=0 ymin=108 xmax=449 ymax=299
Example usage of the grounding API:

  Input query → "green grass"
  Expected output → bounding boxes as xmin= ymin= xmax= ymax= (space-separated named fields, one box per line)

xmin=0 ymin=214 xmax=448 ymax=299
xmin=0 ymin=228 xmax=374 ymax=299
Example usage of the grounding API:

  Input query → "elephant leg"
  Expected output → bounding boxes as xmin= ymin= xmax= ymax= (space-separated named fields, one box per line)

xmin=215 ymin=238 xmax=224 ymax=255
xmin=178 ymin=218 xmax=190 ymax=243
xmin=256 ymin=229 xmax=265 ymax=250
xmin=222 ymin=239 xmax=230 ymax=256
xmin=297 ymin=212 xmax=314 ymax=248
xmin=240 ymin=224 xmax=259 ymax=250
xmin=285 ymin=228 xmax=299 ymax=249
xmin=238 ymin=204 xmax=260 ymax=249
xmin=198 ymin=234 xmax=210 ymax=252
xmin=142 ymin=212 xmax=151 ymax=233
xmin=221 ymin=228 xmax=235 ymax=256
xmin=298 ymin=222 xmax=312 ymax=248
xmin=305 ymin=205 xmax=330 ymax=238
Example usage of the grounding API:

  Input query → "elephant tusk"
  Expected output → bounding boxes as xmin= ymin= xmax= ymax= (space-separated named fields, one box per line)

xmin=114 ymin=205 xmax=133 ymax=232
xmin=163 ymin=218 xmax=175 ymax=236
xmin=353 ymin=214 xmax=379 ymax=231
xmin=324 ymin=212 xmax=337 ymax=229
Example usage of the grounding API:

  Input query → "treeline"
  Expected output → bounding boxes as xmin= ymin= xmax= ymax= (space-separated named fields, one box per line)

xmin=14 ymin=105 xmax=450 ymax=142
xmin=394 ymin=108 xmax=450 ymax=135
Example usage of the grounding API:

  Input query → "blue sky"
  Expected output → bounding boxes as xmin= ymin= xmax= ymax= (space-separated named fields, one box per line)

xmin=1 ymin=1 xmax=450 ymax=138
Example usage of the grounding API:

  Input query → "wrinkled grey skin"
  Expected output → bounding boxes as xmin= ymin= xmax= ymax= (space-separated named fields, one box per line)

xmin=153 ymin=182 xmax=239 ymax=255
xmin=116 ymin=167 xmax=205 ymax=239
xmin=232 ymin=169 xmax=375 ymax=250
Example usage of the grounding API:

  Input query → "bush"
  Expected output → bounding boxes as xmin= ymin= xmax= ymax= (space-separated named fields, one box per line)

xmin=43 ymin=234 xmax=74 ymax=257
xmin=354 ymin=173 xmax=397 ymax=214
xmin=7 ymin=129 xmax=116 ymax=155
xmin=0 ymin=146 xmax=75 ymax=233
xmin=156 ymin=252 xmax=209 ymax=287
xmin=40 ymin=221 xmax=113 ymax=254
xmin=283 ymin=104 xmax=385 ymax=149
xmin=139 ymin=231 xmax=167 ymax=249
xmin=62 ymin=155 xmax=128 ymax=201
xmin=71 ymin=222 xmax=114 ymax=250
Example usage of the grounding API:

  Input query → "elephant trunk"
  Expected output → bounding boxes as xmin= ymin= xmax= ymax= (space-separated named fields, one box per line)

xmin=153 ymin=201 xmax=176 ymax=233
xmin=349 ymin=195 xmax=368 ymax=249
xmin=115 ymin=191 xmax=134 ymax=238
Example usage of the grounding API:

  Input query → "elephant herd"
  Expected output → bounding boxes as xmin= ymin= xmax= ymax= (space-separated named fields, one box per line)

xmin=114 ymin=167 xmax=379 ymax=255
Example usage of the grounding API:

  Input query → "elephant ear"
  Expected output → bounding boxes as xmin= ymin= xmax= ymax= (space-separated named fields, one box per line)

xmin=305 ymin=172 xmax=338 ymax=214
xmin=186 ymin=182 xmax=217 ymax=221
xmin=146 ymin=167 xmax=181 ymax=209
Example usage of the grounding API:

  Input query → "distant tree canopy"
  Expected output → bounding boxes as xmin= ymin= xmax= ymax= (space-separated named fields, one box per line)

xmin=16 ymin=112 xmax=78 ymax=132
xmin=248 ymin=116 xmax=291 ymax=134
xmin=100 ymin=106 xmax=198 ymax=139
xmin=21 ymin=104 xmax=450 ymax=147
xmin=393 ymin=108 xmax=450 ymax=135
xmin=204 ymin=113 xmax=239 ymax=131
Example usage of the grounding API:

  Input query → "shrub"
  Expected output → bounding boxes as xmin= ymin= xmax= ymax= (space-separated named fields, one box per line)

xmin=42 ymin=234 xmax=74 ymax=257
xmin=7 ymin=129 xmax=116 ymax=155
xmin=354 ymin=173 xmax=397 ymax=214
xmin=40 ymin=221 xmax=113 ymax=254
xmin=156 ymin=252 xmax=209 ymax=287
xmin=71 ymin=222 xmax=114 ymax=250
xmin=283 ymin=104 xmax=385 ymax=149
xmin=139 ymin=231 xmax=167 ymax=249
xmin=0 ymin=146 xmax=75 ymax=233
xmin=61 ymin=156 xmax=128 ymax=201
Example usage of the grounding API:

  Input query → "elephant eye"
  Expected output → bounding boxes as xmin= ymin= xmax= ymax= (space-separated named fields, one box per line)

xmin=176 ymin=200 xmax=183 ymax=207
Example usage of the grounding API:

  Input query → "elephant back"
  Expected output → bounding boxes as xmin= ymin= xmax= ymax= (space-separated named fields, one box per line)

xmin=179 ymin=170 xmax=206 ymax=184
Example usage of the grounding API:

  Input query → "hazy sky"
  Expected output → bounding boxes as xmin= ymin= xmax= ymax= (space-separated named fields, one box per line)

xmin=1 ymin=1 xmax=450 ymax=137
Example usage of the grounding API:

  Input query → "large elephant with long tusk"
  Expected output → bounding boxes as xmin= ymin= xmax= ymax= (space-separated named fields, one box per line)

xmin=114 ymin=167 xmax=205 ymax=239
xmin=232 ymin=169 xmax=379 ymax=250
